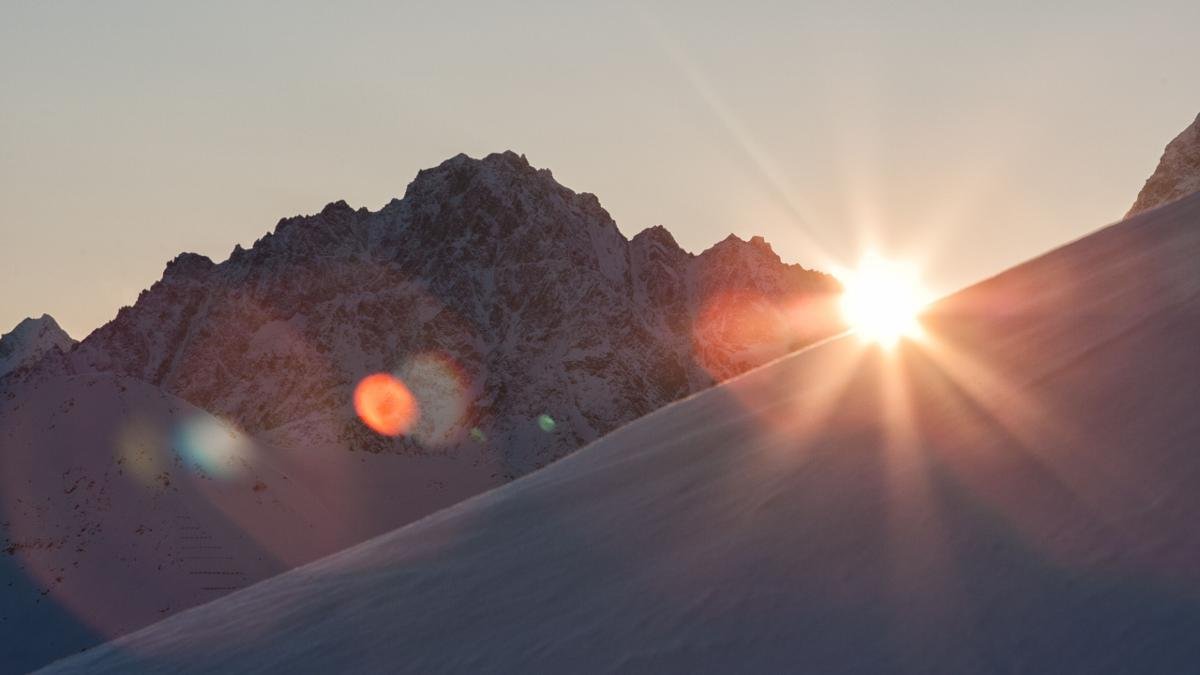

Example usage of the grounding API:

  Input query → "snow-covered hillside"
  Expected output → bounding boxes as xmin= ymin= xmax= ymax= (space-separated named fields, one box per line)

xmin=1129 ymin=112 xmax=1200 ymax=215
xmin=43 ymin=194 xmax=1200 ymax=673
xmin=0 ymin=315 xmax=73 ymax=378
xmin=0 ymin=374 xmax=500 ymax=673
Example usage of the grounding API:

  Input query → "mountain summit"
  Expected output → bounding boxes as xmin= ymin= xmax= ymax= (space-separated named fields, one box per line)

xmin=0 ymin=314 xmax=74 ymax=378
xmin=1129 ymin=112 xmax=1200 ymax=216
xmin=23 ymin=152 xmax=839 ymax=476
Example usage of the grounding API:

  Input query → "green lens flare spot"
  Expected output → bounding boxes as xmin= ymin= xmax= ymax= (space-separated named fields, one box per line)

xmin=537 ymin=414 xmax=556 ymax=433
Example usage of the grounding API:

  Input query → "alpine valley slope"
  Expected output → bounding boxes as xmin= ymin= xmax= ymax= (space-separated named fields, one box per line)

xmin=42 ymin=196 xmax=1200 ymax=672
xmin=0 ymin=373 xmax=498 ymax=672
xmin=0 ymin=373 xmax=329 ymax=670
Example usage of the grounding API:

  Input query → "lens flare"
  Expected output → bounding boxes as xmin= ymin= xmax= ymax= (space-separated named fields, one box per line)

xmin=691 ymin=290 xmax=793 ymax=380
xmin=115 ymin=416 xmax=166 ymax=487
xmin=397 ymin=352 xmax=471 ymax=446
xmin=173 ymin=415 xmax=253 ymax=478
xmin=537 ymin=414 xmax=556 ymax=433
xmin=353 ymin=373 xmax=419 ymax=437
xmin=838 ymin=253 xmax=930 ymax=347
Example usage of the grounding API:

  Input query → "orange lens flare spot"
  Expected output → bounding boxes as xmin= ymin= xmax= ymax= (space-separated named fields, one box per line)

xmin=691 ymin=290 xmax=792 ymax=380
xmin=353 ymin=373 xmax=419 ymax=436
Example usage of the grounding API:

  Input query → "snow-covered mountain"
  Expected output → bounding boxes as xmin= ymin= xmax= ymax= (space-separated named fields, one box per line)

xmin=0 ymin=315 xmax=73 ymax=378
xmin=1129 ymin=112 xmax=1200 ymax=215
xmin=1 ymin=152 xmax=839 ymax=671
xmin=46 ymin=190 xmax=1200 ymax=674
xmin=23 ymin=151 xmax=839 ymax=475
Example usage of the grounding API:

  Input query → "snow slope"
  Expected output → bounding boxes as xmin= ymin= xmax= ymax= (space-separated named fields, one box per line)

xmin=41 ymin=194 xmax=1200 ymax=673
xmin=0 ymin=374 xmax=499 ymax=673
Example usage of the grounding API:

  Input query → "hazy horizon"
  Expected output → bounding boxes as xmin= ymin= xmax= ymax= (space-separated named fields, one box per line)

xmin=3 ymin=1 xmax=1199 ymax=338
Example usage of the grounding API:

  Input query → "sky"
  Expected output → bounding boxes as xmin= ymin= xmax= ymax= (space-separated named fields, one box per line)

xmin=2 ymin=1 xmax=1199 ymax=339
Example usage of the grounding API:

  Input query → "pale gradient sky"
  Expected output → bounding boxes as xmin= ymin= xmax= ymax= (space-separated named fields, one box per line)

xmin=2 ymin=1 xmax=1198 ymax=339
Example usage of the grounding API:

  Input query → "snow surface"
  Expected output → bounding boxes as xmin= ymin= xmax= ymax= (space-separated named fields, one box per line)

xmin=0 ymin=374 xmax=499 ymax=673
xmin=41 ymin=191 xmax=1200 ymax=673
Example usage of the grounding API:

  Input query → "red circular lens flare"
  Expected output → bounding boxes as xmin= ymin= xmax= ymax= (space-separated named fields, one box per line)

xmin=353 ymin=373 xmax=419 ymax=436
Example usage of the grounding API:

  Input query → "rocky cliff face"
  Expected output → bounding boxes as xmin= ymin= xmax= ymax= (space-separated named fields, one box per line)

xmin=0 ymin=314 xmax=74 ymax=378
xmin=25 ymin=152 xmax=840 ymax=474
xmin=1129 ymin=113 xmax=1200 ymax=216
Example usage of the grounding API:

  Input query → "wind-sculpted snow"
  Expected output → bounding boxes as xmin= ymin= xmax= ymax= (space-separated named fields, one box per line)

xmin=23 ymin=151 xmax=839 ymax=475
xmin=46 ymin=192 xmax=1200 ymax=674
xmin=1129 ymin=112 xmax=1200 ymax=216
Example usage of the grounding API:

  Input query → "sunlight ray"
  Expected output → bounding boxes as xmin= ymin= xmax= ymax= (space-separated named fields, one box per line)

xmin=914 ymin=331 xmax=1069 ymax=449
xmin=919 ymin=327 xmax=1169 ymax=513
xmin=763 ymin=337 xmax=870 ymax=450
xmin=905 ymin=332 xmax=1160 ymax=570
xmin=634 ymin=6 xmax=839 ymax=266
xmin=877 ymin=348 xmax=969 ymax=667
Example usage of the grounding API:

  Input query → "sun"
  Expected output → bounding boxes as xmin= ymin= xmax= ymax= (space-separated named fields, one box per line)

xmin=838 ymin=253 xmax=930 ymax=347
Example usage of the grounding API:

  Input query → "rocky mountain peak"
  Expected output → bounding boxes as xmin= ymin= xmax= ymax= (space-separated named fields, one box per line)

xmin=320 ymin=199 xmax=356 ymax=216
xmin=403 ymin=151 xmax=553 ymax=204
xmin=42 ymin=152 xmax=841 ymax=474
xmin=1129 ymin=112 xmax=1200 ymax=216
xmin=748 ymin=234 xmax=773 ymax=252
xmin=162 ymin=252 xmax=215 ymax=280
xmin=631 ymin=225 xmax=687 ymax=257
xmin=0 ymin=314 xmax=75 ymax=378
xmin=700 ymin=233 xmax=786 ymax=268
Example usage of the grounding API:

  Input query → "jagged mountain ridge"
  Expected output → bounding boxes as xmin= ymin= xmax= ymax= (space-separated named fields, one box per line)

xmin=0 ymin=315 xmax=74 ymax=378
xmin=26 ymin=152 xmax=839 ymax=474
xmin=1129 ymin=112 xmax=1200 ymax=216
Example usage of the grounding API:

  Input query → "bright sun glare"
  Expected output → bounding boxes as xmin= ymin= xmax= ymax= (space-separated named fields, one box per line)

xmin=838 ymin=253 xmax=930 ymax=347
